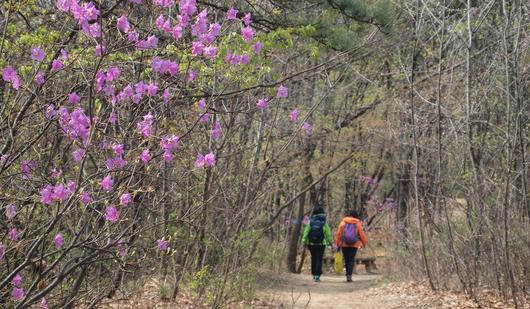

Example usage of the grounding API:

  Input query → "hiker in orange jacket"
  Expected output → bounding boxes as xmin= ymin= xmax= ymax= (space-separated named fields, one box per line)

xmin=335 ymin=210 xmax=367 ymax=282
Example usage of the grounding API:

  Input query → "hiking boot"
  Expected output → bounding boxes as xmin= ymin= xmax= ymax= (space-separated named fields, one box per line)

xmin=314 ymin=276 xmax=321 ymax=282
xmin=346 ymin=275 xmax=352 ymax=282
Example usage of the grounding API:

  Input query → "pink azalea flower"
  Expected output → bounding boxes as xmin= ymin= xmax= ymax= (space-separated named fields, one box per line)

xmin=95 ymin=44 xmax=106 ymax=56
xmin=2 ymin=66 xmax=20 ymax=90
xmin=277 ymin=85 xmax=288 ymax=98
xmin=104 ymin=205 xmax=119 ymax=223
xmin=31 ymin=46 xmax=45 ymax=62
xmin=80 ymin=192 xmax=91 ymax=205
xmin=68 ymin=92 xmax=81 ymax=104
xmin=72 ymin=148 xmax=85 ymax=162
xmin=106 ymin=67 xmax=121 ymax=82
xmin=112 ymin=144 xmax=124 ymax=156
xmin=51 ymin=59 xmax=64 ymax=71
xmin=128 ymin=31 xmax=139 ymax=42
xmin=106 ymin=156 xmax=125 ymax=171
xmin=101 ymin=175 xmax=114 ymax=192
xmin=198 ymin=99 xmax=206 ymax=110
xmin=146 ymin=83 xmax=158 ymax=97
xmin=8 ymin=228 xmax=19 ymax=242
xmin=53 ymin=184 xmax=68 ymax=201
xmin=209 ymin=23 xmax=221 ymax=37
xmin=252 ymin=41 xmax=263 ymax=54
xmin=40 ymin=298 xmax=48 ymax=309
xmin=40 ymin=185 xmax=54 ymax=205
xmin=211 ymin=121 xmax=221 ymax=140
xmin=147 ymin=35 xmax=158 ymax=48
xmin=154 ymin=0 xmax=172 ymax=7
xmin=157 ymin=239 xmax=168 ymax=251
xmin=60 ymin=48 xmax=68 ymax=61
xmin=180 ymin=0 xmax=197 ymax=16
xmin=203 ymin=46 xmax=218 ymax=59
xmin=117 ymin=15 xmax=130 ymax=33
xmin=204 ymin=152 xmax=216 ymax=167
xmin=188 ymin=69 xmax=196 ymax=82
xmin=56 ymin=0 xmax=72 ymax=11
xmin=240 ymin=53 xmax=250 ymax=65
xmin=35 ymin=71 xmax=45 ymax=85
xmin=11 ymin=287 xmax=24 ymax=302
xmin=172 ymin=26 xmax=183 ymax=40
xmin=302 ymin=122 xmax=313 ymax=135
xmin=242 ymin=12 xmax=252 ymax=26
xmin=12 ymin=274 xmax=22 ymax=286
xmin=109 ymin=111 xmax=117 ymax=124
xmin=290 ymin=108 xmax=299 ymax=121
xmin=6 ymin=204 xmax=17 ymax=220
xmin=195 ymin=153 xmax=205 ymax=168
xmin=256 ymin=98 xmax=268 ymax=110
xmin=163 ymin=89 xmax=170 ymax=103
xmin=199 ymin=113 xmax=210 ymax=123
xmin=54 ymin=233 xmax=63 ymax=249
xmin=161 ymin=135 xmax=180 ymax=151
xmin=191 ymin=41 xmax=204 ymax=56
xmin=67 ymin=180 xmax=76 ymax=194
xmin=241 ymin=26 xmax=253 ymax=43
xmin=227 ymin=7 xmax=238 ymax=20
xmin=140 ymin=149 xmax=151 ymax=164
xmin=120 ymin=193 xmax=131 ymax=207
xmin=163 ymin=150 xmax=173 ymax=162
xmin=137 ymin=113 xmax=153 ymax=138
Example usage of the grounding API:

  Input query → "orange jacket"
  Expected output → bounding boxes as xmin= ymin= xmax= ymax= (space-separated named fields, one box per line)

xmin=335 ymin=217 xmax=367 ymax=248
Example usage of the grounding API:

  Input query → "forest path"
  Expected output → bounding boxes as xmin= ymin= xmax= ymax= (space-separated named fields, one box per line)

xmin=260 ymin=272 xmax=407 ymax=309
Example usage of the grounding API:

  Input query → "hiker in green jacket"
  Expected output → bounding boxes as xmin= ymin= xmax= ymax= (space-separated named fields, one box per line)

xmin=302 ymin=206 xmax=333 ymax=282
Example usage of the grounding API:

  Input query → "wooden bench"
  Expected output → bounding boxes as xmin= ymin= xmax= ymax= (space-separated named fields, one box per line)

xmin=323 ymin=248 xmax=378 ymax=274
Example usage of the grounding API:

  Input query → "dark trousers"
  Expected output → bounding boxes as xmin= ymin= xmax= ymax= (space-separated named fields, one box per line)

xmin=342 ymin=247 xmax=358 ymax=276
xmin=308 ymin=245 xmax=325 ymax=276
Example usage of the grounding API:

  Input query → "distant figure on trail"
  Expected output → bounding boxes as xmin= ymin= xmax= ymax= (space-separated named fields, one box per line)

xmin=335 ymin=210 xmax=367 ymax=282
xmin=302 ymin=206 xmax=333 ymax=282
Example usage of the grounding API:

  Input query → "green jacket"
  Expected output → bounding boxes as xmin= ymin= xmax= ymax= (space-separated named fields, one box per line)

xmin=301 ymin=214 xmax=333 ymax=246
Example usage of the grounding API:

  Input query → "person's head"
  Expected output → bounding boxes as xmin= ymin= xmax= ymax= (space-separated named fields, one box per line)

xmin=312 ymin=206 xmax=325 ymax=216
xmin=348 ymin=209 xmax=360 ymax=219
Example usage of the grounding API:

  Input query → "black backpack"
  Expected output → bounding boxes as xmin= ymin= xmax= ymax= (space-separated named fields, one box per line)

xmin=308 ymin=216 xmax=325 ymax=243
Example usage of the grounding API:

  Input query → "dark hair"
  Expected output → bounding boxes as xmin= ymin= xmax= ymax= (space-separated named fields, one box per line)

xmin=312 ymin=206 xmax=325 ymax=215
xmin=348 ymin=209 xmax=360 ymax=218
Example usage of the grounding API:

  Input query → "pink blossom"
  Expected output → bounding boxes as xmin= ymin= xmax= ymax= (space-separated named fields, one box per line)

xmin=211 ymin=121 xmax=221 ymax=140
xmin=12 ymin=274 xmax=22 ymax=286
xmin=179 ymin=0 xmax=197 ymax=16
xmin=277 ymin=85 xmax=288 ymax=98
xmin=188 ymin=69 xmax=196 ymax=82
xmin=242 ymin=13 xmax=252 ymax=26
xmin=256 ymin=98 xmax=268 ymax=110
xmin=68 ymin=92 xmax=81 ymax=104
xmin=241 ymin=26 xmax=253 ymax=43
xmin=95 ymin=44 xmax=106 ymax=56
xmin=163 ymin=151 xmax=173 ymax=162
xmin=60 ymin=48 xmax=68 ymax=61
xmin=157 ymin=239 xmax=168 ymax=251
xmin=199 ymin=113 xmax=210 ymax=123
xmin=72 ymin=148 xmax=85 ymax=162
xmin=120 ymin=193 xmax=132 ymax=207
xmin=104 ymin=205 xmax=119 ymax=223
xmin=45 ymin=104 xmax=56 ymax=119
xmin=252 ymin=41 xmax=263 ymax=54
xmin=191 ymin=41 xmax=204 ymax=56
xmin=161 ymin=135 xmax=180 ymax=151
xmin=140 ymin=149 xmax=151 ymax=164
xmin=147 ymin=35 xmax=159 ymax=48
xmin=109 ymin=111 xmax=117 ymax=124
xmin=50 ymin=168 xmax=62 ymax=179
xmin=80 ymin=192 xmax=91 ymax=205
xmin=11 ymin=287 xmax=24 ymax=302
xmin=52 ymin=59 xmax=64 ymax=71
xmin=163 ymin=89 xmax=170 ymax=103
xmin=192 ymin=9 xmax=208 ymax=37
xmin=302 ymin=122 xmax=313 ymax=135
xmin=137 ymin=113 xmax=153 ymax=138
xmin=240 ymin=53 xmax=250 ymax=65
xmin=35 ymin=71 xmax=45 ymax=85
xmin=209 ymin=23 xmax=221 ymax=37
xmin=31 ymin=46 xmax=45 ymax=62
xmin=106 ymin=67 xmax=121 ymax=82
xmin=101 ymin=175 xmax=114 ymax=192
xmin=2 ymin=66 xmax=20 ymax=90
xmin=112 ymin=144 xmax=124 ymax=156
xmin=117 ymin=15 xmax=131 ymax=33
xmin=195 ymin=153 xmax=205 ymax=168
xmin=128 ymin=31 xmax=139 ymax=42
xmin=152 ymin=57 xmax=179 ymax=76
xmin=154 ymin=0 xmax=173 ymax=7
xmin=204 ymin=152 xmax=216 ymax=167
xmin=40 ymin=298 xmax=48 ymax=309
xmin=40 ymin=185 xmax=54 ymax=205
xmin=106 ymin=156 xmax=126 ymax=171
xmin=203 ymin=46 xmax=218 ymax=59
xmin=6 ymin=204 xmax=17 ymax=220
xmin=290 ymin=108 xmax=299 ymax=121
xmin=56 ymin=0 xmax=72 ymax=11
xmin=53 ymin=184 xmax=69 ymax=201
xmin=146 ymin=83 xmax=158 ymax=97
xmin=198 ymin=99 xmax=206 ymax=110
xmin=8 ymin=228 xmax=19 ymax=242
xmin=172 ymin=26 xmax=183 ymax=40
xmin=227 ymin=7 xmax=238 ymax=20
xmin=54 ymin=233 xmax=63 ymax=249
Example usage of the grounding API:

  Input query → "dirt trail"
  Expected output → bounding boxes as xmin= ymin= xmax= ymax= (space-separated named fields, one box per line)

xmin=260 ymin=273 xmax=407 ymax=309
